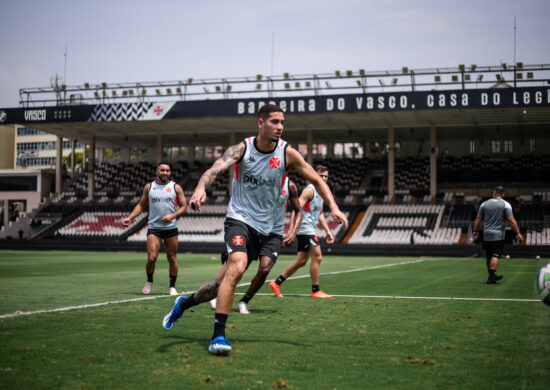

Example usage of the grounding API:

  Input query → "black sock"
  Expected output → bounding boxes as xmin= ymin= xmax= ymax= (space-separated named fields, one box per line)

xmin=212 ymin=313 xmax=229 ymax=340
xmin=312 ymin=284 xmax=320 ymax=293
xmin=275 ymin=275 xmax=286 ymax=285
xmin=489 ymin=270 xmax=496 ymax=278
xmin=147 ymin=273 xmax=154 ymax=283
xmin=179 ymin=293 xmax=197 ymax=311
xmin=240 ymin=292 xmax=253 ymax=304
xmin=169 ymin=274 xmax=177 ymax=288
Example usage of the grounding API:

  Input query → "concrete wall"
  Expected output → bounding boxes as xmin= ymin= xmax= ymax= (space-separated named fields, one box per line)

xmin=0 ymin=125 xmax=15 ymax=169
xmin=0 ymin=191 xmax=42 ymax=213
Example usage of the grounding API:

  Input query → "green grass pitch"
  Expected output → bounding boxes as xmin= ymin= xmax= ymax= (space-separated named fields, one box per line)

xmin=0 ymin=250 xmax=549 ymax=389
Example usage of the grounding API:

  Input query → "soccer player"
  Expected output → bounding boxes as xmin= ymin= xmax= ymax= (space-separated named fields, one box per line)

xmin=211 ymin=177 xmax=303 ymax=314
xmin=161 ymin=104 xmax=348 ymax=355
xmin=473 ymin=185 xmax=524 ymax=284
xmin=123 ymin=162 xmax=187 ymax=296
xmin=269 ymin=165 xmax=337 ymax=298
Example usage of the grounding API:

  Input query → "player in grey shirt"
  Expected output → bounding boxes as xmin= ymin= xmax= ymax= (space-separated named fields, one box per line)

xmin=123 ymin=162 xmax=187 ymax=295
xmin=161 ymin=104 xmax=348 ymax=355
xmin=473 ymin=186 xmax=523 ymax=284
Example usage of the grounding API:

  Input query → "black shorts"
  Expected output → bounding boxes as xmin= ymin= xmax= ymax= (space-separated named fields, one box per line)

xmin=147 ymin=228 xmax=179 ymax=239
xmin=297 ymin=234 xmax=320 ymax=252
xmin=484 ymin=240 xmax=504 ymax=261
xmin=224 ymin=218 xmax=266 ymax=268
xmin=260 ymin=234 xmax=283 ymax=263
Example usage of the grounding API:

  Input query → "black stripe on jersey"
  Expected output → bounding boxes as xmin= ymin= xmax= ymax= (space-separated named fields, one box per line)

xmin=235 ymin=140 xmax=247 ymax=164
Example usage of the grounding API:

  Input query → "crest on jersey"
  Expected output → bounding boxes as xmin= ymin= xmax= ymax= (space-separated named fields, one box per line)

xmin=269 ymin=157 xmax=280 ymax=168
xmin=166 ymin=187 xmax=172 ymax=193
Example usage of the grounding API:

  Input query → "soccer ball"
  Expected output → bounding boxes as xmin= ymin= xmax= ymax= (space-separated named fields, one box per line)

xmin=535 ymin=264 xmax=550 ymax=306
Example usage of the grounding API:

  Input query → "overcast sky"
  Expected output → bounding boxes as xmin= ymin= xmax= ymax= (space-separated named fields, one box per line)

xmin=1 ymin=0 xmax=549 ymax=107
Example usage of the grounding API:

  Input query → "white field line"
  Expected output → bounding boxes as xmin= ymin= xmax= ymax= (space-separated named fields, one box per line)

xmin=0 ymin=258 xmax=538 ymax=319
xmin=253 ymin=293 xmax=540 ymax=303
xmin=263 ymin=258 xmax=429 ymax=282
xmin=0 ymin=295 xmax=165 ymax=319
xmin=1 ymin=258 xmax=429 ymax=319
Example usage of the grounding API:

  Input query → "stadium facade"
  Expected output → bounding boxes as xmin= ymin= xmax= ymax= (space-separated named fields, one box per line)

xmin=0 ymin=63 xmax=549 ymax=256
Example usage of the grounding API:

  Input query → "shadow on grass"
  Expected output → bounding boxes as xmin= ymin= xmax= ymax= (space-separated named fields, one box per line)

xmin=156 ymin=334 xmax=206 ymax=353
xmin=156 ymin=333 xmax=311 ymax=354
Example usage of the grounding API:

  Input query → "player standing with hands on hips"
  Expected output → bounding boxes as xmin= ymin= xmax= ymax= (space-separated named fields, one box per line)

xmin=473 ymin=186 xmax=523 ymax=284
xmin=123 ymin=162 xmax=187 ymax=295
xmin=161 ymin=104 xmax=348 ymax=355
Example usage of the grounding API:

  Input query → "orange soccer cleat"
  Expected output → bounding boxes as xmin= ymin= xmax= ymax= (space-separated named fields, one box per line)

xmin=311 ymin=290 xmax=332 ymax=298
xmin=269 ymin=280 xmax=284 ymax=297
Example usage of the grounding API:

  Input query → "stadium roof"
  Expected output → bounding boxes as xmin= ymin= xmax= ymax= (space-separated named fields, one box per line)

xmin=1 ymin=87 xmax=549 ymax=148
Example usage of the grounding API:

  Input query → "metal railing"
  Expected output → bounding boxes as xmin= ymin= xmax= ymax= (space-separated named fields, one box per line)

xmin=18 ymin=63 xmax=550 ymax=107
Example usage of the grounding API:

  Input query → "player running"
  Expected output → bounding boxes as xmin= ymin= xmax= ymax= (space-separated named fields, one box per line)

xmin=123 ymin=162 xmax=187 ymax=296
xmin=211 ymin=176 xmax=303 ymax=314
xmin=270 ymin=165 xmax=338 ymax=298
xmin=161 ymin=104 xmax=348 ymax=355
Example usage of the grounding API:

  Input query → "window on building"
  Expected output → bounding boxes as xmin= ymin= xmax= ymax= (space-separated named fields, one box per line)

xmin=205 ymin=146 xmax=216 ymax=160
xmin=312 ymin=143 xmax=327 ymax=158
xmin=491 ymin=140 xmax=501 ymax=154
xmin=130 ymin=147 xmax=147 ymax=161
xmin=334 ymin=143 xmax=343 ymax=158
xmin=529 ymin=139 xmax=536 ymax=152
xmin=17 ymin=127 xmax=47 ymax=136
xmin=194 ymin=146 xmax=205 ymax=159
xmin=104 ymin=148 xmax=120 ymax=160
xmin=342 ymin=142 xmax=364 ymax=158
xmin=503 ymin=140 xmax=513 ymax=153
xmin=180 ymin=146 xmax=189 ymax=158
xmin=297 ymin=144 xmax=308 ymax=158
xmin=214 ymin=146 xmax=224 ymax=159
xmin=469 ymin=141 xmax=476 ymax=154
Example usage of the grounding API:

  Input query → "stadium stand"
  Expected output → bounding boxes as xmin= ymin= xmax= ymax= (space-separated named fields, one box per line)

xmin=395 ymin=157 xmax=429 ymax=193
xmin=56 ymin=211 xmax=146 ymax=239
xmin=525 ymin=227 xmax=550 ymax=245
xmin=5 ymin=153 xmax=548 ymax=254
xmin=347 ymin=204 xmax=460 ymax=245
xmin=439 ymin=155 xmax=550 ymax=188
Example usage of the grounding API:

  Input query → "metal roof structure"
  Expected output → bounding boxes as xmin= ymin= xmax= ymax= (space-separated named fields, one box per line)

xmin=0 ymin=63 xmax=549 ymax=149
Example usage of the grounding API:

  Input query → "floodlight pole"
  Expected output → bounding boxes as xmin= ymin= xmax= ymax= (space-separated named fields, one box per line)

xmin=513 ymin=17 xmax=517 ymax=88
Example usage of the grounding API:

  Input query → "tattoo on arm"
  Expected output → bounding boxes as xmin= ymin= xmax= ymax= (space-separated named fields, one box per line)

xmin=194 ymin=280 xmax=220 ymax=303
xmin=196 ymin=143 xmax=243 ymax=189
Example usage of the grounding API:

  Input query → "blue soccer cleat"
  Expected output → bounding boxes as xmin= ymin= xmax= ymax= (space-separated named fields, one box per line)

xmin=208 ymin=336 xmax=232 ymax=355
xmin=162 ymin=295 xmax=186 ymax=331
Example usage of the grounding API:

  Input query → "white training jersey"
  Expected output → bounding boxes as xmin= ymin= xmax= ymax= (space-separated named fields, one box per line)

xmin=297 ymin=183 xmax=324 ymax=236
xmin=148 ymin=180 xmax=178 ymax=230
xmin=226 ymin=136 xmax=288 ymax=235
xmin=271 ymin=176 xmax=290 ymax=236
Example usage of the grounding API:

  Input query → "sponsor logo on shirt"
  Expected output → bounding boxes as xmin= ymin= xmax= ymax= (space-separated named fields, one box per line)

xmin=243 ymin=175 xmax=278 ymax=187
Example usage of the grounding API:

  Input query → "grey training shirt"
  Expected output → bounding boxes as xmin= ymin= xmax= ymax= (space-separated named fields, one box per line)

xmin=477 ymin=197 xmax=513 ymax=241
